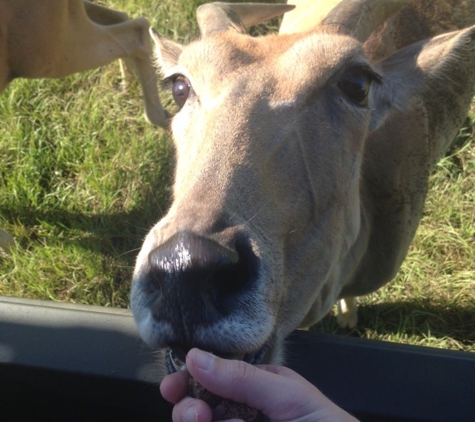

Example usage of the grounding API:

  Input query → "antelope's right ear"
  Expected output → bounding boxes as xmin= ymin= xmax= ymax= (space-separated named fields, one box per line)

xmin=369 ymin=25 xmax=475 ymax=132
xmin=149 ymin=28 xmax=184 ymax=73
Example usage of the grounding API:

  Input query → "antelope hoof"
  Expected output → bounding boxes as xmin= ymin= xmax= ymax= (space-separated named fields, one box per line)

xmin=336 ymin=298 xmax=358 ymax=329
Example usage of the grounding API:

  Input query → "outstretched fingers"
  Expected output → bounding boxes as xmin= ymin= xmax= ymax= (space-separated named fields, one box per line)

xmin=160 ymin=368 xmax=190 ymax=404
xmin=185 ymin=349 xmax=327 ymax=421
xmin=161 ymin=349 xmax=359 ymax=422
xmin=172 ymin=396 xmax=213 ymax=422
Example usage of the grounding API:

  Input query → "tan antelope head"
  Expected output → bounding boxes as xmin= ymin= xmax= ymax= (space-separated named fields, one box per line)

xmin=131 ymin=0 xmax=475 ymax=374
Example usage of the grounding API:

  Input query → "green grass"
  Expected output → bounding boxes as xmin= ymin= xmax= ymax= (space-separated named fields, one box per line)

xmin=0 ymin=0 xmax=474 ymax=353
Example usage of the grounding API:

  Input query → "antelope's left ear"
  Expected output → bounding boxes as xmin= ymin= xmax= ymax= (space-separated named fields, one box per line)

xmin=149 ymin=27 xmax=184 ymax=73
xmin=369 ymin=25 xmax=475 ymax=131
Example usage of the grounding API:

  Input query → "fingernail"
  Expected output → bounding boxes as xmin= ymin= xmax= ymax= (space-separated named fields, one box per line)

xmin=192 ymin=349 xmax=215 ymax=371
xmin=183 ymin=405 xmax=198 ymax=422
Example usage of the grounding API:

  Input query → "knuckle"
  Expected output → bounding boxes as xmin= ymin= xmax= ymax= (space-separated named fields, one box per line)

xmin=229 ymin=359 xmax=256 ymax=386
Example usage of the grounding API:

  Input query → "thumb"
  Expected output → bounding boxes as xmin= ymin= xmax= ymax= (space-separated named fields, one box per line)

xmin=185 ymin=348 xmax=327 ymax=421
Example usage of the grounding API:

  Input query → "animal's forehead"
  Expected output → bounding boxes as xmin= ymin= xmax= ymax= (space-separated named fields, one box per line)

xmin=178 ymin=32 xmax=363 ymax=90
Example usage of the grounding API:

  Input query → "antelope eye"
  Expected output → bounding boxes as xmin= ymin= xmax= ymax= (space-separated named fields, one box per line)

xmin=172 ymin=76 xmax=191 ymax=108
xmin=338 ymin=68 xmax=373 ymax=106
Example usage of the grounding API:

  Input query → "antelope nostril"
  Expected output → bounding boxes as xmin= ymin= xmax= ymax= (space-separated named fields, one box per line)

xmin=146 ymin=231 xmax=259 ymax=317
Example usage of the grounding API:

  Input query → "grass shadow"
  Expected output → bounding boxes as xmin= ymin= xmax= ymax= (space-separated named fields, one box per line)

xmin=2 ymin=168 xmax=173 ymax=260
xmin=313 ymin=299 xmax=475 ymax=351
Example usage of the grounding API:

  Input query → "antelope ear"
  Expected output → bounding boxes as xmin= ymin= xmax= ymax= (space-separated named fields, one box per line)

xmin=149 ymin=27 xmax=184 ymax=73
xmin=370 ymin=25 xmax=475 ymax=132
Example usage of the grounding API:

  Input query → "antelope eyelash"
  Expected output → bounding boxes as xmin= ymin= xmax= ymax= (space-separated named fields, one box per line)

xmin=160 ymin=75 xmax=177 ymax=90
xmin=160 ymin=73 xmax=191 ymax=90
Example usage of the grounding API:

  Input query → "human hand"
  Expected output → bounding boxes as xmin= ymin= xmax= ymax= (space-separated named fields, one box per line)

xmin=160 ymin=348 xmax=359 ymax=422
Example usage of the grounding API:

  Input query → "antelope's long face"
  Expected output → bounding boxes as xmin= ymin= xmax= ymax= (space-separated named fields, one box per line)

xmin=130 ymin=2 xmax=394 ymax=374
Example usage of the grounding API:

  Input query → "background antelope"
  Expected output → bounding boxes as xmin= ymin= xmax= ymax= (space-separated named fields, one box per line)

xmin=0 ymin=0 xmax=167 ymax=127
xmin=0 ymin=0 xmax=170 ymax=255
xmin=130 ymin=0 xmax=475 ymax=375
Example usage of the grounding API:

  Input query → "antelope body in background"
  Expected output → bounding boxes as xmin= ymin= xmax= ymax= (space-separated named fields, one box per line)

xmin=0 ymin=0 xmax=167 ymax=127
xmin=0 ymin=0 xmax=170 ymax=253
xmin=131 ymin=0 xmax=475 ymax=375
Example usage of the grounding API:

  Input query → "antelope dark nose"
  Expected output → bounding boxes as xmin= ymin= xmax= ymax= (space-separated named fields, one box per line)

xmin=147 ymin=231 xmax=258 ymax=321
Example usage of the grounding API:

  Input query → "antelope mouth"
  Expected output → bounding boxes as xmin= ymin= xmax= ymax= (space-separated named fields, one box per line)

xmin=166 ymin=342 xmax=271 ymax=373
